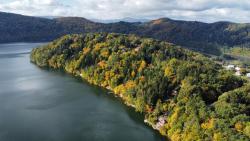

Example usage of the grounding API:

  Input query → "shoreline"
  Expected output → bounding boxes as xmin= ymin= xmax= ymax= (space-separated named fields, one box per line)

xmin=77 ymin=73 xmax=162 ymax=136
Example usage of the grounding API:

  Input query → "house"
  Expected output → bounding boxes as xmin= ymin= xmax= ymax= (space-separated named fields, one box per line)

xmin=158 ymin=116 xmax=165 ymax=124
xmin=235 ymin=67 xmax=241 ymax=71
xmin=235 ymin=71 xmax=241 ymax=76
xmin=235 ymin=66 xmax=242 ymax=76
xmin=226 ymin=65 xmax=235 ymax=70
xmin=155 ymin=116 xmax=167 ymax=130
xmin=247 ymin=73 xmax=250 ymax=78
xmin=134 ymin=46 xmax=141 ymax=52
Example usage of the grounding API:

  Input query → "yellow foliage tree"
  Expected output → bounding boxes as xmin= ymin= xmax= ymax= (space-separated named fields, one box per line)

xmin=170 ymin=130 xmax=182 ymax=141
xmin=83 ymin=47 xmax=91 ymax=55
xmin=114 ymin=84 xmax=126 ymax=95
xmin=125 ymin=80 xmax=136 ymax=89
xmin=131 ymin=70 xmax=136 ymax=78
xmin=138 ymin=60 xmax=147 ymax=72
xmin=213 ymin=132 xmax=224 ymax=141
xmin=93 ymin=43 xmax=105 ymax=52
xmin=100 ymin=49 xmax=109 ymax=58
xmin=235 ymin=122 xmax=244 ymax=132
xmin=201 ymin=118 xmax=215 ymax=130
xmin=98 ymin=61 xmax=107 ymax=69
xmin=105 ymin=71 xmax=110 ymax=81
xmin=164 ymin=67 xmax=174 ymax=78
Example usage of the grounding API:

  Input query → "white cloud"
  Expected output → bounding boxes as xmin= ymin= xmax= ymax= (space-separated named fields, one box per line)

xmin=0 ymin=0 xmax=250 ymax=23
xmin=0 ymin=0 xmax=69 ymax=16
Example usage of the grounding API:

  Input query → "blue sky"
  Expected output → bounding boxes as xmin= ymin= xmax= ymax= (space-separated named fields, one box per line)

xmin=0 ymin=0 xmax=250 ymax=23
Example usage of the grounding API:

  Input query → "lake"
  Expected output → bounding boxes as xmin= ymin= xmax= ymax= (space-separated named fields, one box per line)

xmin=0 ymin=43 xmax=165 ymax=141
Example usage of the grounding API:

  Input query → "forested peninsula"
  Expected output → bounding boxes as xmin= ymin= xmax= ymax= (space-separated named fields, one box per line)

xmin=31 ymin=33 xmax=250 ymax=141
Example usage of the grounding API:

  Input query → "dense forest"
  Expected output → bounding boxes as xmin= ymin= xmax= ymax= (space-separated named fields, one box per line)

xmin=31 ymin=33 xmax=250 ymax=141
xmin=1 ymin=12 xmax=250 ymax=55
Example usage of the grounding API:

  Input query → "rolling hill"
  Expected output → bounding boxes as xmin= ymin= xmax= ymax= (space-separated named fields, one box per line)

xmin=1 ymin=11 xmax=250 ymax=55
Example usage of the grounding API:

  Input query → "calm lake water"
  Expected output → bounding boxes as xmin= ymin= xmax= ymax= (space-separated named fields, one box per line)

xmin=0 ymin=43 xmax=165 ymax=141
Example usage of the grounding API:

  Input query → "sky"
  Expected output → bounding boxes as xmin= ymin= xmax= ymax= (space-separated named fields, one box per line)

xmin=0 ymin=0 xmax=250 ymax=23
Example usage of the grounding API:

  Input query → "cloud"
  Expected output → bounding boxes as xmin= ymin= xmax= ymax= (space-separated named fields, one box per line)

xmin=0 ymin=0 xmax=250 ymax=23
xmin=0 ymin=0 xmax=70 ymax=16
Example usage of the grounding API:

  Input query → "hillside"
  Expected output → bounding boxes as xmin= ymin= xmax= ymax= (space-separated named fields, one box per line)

xmin=1 ymin=12 xmax=250 ymax=55
xmin=0 ymin=12 xmax=62 ymax=42
xmin=0 ymin=12 xmax=139 ymax=43
xmin=31 ymin=33 xmax=250 ymax=140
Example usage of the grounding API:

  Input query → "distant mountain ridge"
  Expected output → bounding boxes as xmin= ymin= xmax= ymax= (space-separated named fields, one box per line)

xmin=1 ymin=11 xmax=250 ymax=55
xmin=90 ymin=17 xmax=150 ymax=23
